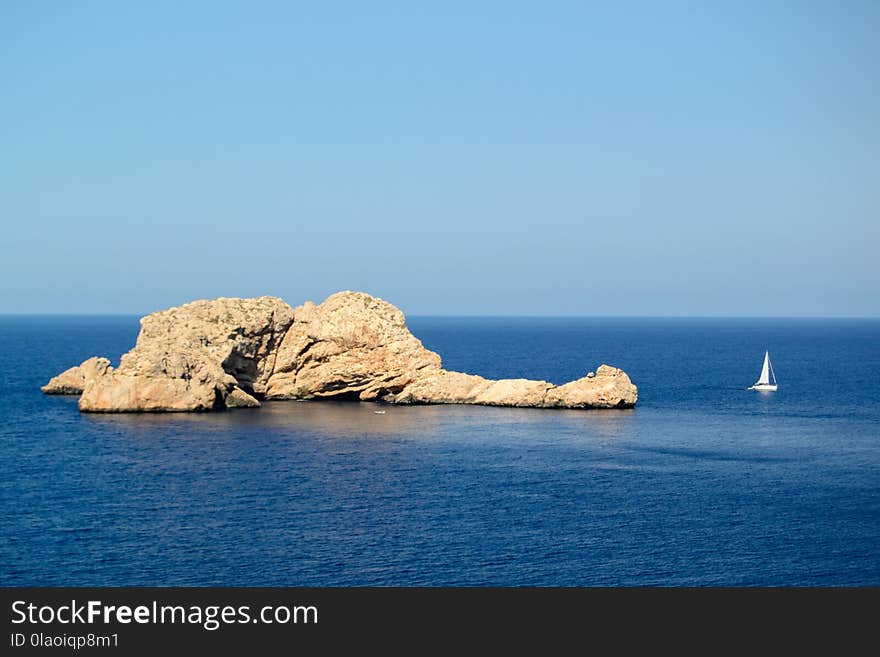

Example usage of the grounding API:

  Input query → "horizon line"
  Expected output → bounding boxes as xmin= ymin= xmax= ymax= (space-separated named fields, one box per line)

xmin=1 ymin=312 xmax=878 ymax=320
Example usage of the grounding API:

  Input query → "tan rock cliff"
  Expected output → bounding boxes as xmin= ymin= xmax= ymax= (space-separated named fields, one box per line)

xmin=78 ymin=296 xmax=294 ymax=412
xmin=265 ymin=291 xmax=442 ymax=401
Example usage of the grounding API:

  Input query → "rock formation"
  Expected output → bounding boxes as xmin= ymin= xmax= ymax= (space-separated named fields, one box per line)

xmin=265 ymin=292 xmax=442 ymax=401
xmin=78 ymin=296 xmax=294 ymax=412
xmin=43 ymin=291 xmax=638 ymax=412
xmin=394 ymin=365 xmax=637 ymax=409
xmin=41 ymin=356 xmax=112 ymax=395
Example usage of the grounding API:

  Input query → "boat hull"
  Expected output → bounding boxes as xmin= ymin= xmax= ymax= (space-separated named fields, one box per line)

xmin=749 ymin=384 xmax=778 ymax=391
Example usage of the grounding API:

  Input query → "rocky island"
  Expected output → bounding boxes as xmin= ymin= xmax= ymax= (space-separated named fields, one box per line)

xmin=42 ymin=291 xmax=638 ymax=412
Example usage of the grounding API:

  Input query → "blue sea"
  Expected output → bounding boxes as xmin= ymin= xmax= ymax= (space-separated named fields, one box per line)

xmin=1 ymin=316 xmax=878 ymax=586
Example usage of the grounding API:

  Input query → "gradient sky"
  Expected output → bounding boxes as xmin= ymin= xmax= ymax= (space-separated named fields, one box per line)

xmin=1 ymin=1 xmax=877 ymax=315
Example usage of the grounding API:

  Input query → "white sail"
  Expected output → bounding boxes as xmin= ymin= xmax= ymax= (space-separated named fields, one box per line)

xmin=757 ymin=351 xmax=771 ymax=386
xmin=749 ymin=351 xmax=777 ymax=391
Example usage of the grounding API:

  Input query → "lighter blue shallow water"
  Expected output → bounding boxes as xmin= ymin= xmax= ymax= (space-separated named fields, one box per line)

xmin=1 ymin=316 xmax=878 ymax=585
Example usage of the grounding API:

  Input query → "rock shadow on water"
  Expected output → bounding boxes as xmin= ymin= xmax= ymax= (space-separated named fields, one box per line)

xmin=80 ymin=399 xmax=638 ymax=445
xmin=81 ymin=400 xmax=448 ymax=440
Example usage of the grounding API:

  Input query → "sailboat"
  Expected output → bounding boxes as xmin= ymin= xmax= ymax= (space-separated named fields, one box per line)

xmin=748 ymin=351 xmax=778 ymax=391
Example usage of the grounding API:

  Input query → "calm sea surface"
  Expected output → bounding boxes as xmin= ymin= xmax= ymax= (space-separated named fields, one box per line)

xmin=1 ymin=316 xmax=878 ymax=585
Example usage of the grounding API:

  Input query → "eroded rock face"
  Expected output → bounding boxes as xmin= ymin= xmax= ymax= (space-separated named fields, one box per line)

xmin=78 ymin=296 xmax=295 ymax=412
xmin=43 ymin=291 xmax=638 ymax=412
xmin=79 ymin=373 xmax=221 ymax=412
xmin=41 ymin=356 xmax=111 ymax=395
xmin=265 ymin=291 xmax=442 ymax=401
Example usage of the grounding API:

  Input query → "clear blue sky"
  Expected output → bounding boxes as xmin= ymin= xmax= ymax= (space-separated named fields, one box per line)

xmin=2 ymin=1 xmax=877 ymax=316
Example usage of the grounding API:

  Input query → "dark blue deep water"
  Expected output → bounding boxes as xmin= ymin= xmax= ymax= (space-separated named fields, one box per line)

xmin=1 ymin=316 xmax=878 ymax=586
